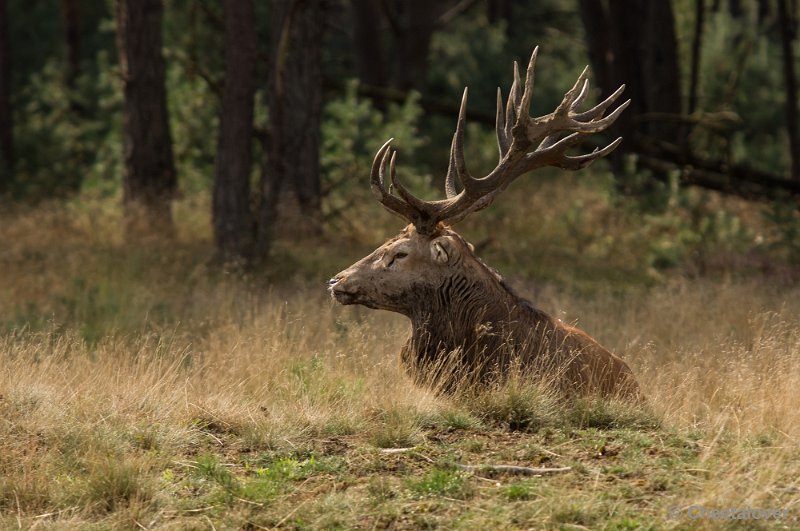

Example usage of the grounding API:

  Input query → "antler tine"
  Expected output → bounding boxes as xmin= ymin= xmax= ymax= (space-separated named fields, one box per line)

xmin=369 ymin=139 xmax=392 ymax=195
xmin=571 ymin=98 xmax=631 ymax=133
xmin=571 ymin=78 xmax=590 ymax=111
xmin=523 ymin=135 xmax=622 ymax=173
xmin=369 ymin=139 xmax=422 ymax=223
xmin=388 ymin=148 xmax=435 ymax=214
xmin=505 ymin=64 xmax=519 ymax=141
xmin=559 ymin=66 xmax=590 ymax=112
xmin=495 ymin=88 xmax=510 ymax=157
xmin=538 ymin=131 xmax=581 ymax=152
xmin=573 ymin=84 xmax=626 ymax=122
xmin=558 ymin=137 xmax=622 ymax=170
xmin=445 ymin=133 xmax=460 ymax=198
xmin=517 ymin=47 xmax=537 ymax=124
xmin=452 ymin=87 xmax=476 ymax=193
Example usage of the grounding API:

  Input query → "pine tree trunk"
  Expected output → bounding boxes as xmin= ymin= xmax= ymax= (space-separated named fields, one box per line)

xmin=392 ymin=0 xmax=438 ymax=92
xmin=778 ymin=0 xmax=800 ymax=180
xmin=0 ymin=0 xmax=12 ymax=189
xmin=213 ymin=0 xmax=257 ymax=263
xmin=351 ymin=0 xmax=388 ymax=89
xmin=579 ymin=0 xmax=683 ymax=166
xmin=62 ymin=0 xmax=81 ymax=91
xmin=115 ymin=0 xmax=177 ymax=236
xmin=255 ymin=0 xmax=326 ymax=261
xmin=688 ymin=0 xmax=705 ymax=116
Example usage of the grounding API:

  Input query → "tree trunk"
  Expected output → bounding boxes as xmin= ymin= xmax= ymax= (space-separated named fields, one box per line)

xmin=351 ymin=0 xmax=388 ymax=89
xmin=213 ymin=0 xmax=257 ymax=263
xmin=115 ymin=0 xmax=177 ymax=236
xmin=487 ymin=0 xmax=512 ymax=27
xmin=578 ymin=0 xmax=612 ymax=123
xmin=255 ymin=0 xmax=326 ymax=261
xmin=758 ymin=0 xmax=772 ymax=27
xmin=391 ymin=0 xmax=438 ymax=92
xmin=778 ymin=0 xmax=800 ymax=180
xmin=688 ymin=0 xmax=705 ymax=116
xmin=61 ymin=0 xmax=85 ymax=192
xmin=0 ymin=0 xmax=11 ymax=189
xmin=62 ymin=0 xmax=81 ymax=90
xmin=579 ymin=0 xmax=683 ymax=170
xmin=729 ymin=0 xmax=742 ymax=18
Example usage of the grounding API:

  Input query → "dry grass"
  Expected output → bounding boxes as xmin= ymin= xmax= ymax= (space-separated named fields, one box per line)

xmin=1 ymin=189 xmax=799 ymax=529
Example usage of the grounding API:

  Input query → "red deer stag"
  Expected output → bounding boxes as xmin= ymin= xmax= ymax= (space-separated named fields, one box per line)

xmin=329 ymin=48 xmax=640 ymax=398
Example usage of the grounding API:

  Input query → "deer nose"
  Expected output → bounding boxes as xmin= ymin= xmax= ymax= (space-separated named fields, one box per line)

xmin=328 ymin=276 xmax=342 ymax=288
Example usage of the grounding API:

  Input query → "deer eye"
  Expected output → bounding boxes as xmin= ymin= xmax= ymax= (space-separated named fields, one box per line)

xmin=387 ymin=251 xmax=408 ymax=268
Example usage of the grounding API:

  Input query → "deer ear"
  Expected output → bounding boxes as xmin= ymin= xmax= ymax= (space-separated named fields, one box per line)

xmin=430 ymin=236 xmax=456 ymax=264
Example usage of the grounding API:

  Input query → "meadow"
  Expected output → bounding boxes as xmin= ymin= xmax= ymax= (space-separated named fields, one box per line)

xmin=1 ymin=175 xmax=799 ymax=529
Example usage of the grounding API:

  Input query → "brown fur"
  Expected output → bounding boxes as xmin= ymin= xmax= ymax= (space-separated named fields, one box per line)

xmin=330 ymin=224 xmax=640 ymax=398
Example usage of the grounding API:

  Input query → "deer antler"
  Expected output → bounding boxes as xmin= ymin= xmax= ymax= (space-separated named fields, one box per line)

xmin=370 ymin=47 xmax=630 ymax=234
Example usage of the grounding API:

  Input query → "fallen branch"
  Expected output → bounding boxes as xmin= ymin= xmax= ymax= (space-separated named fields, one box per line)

xmin=380 ymin=447 xmax=416 ymax=454
xmin=456 ymin=464 xmax=572 ymax=477
xmin=323 ymin=80 xmax=496 ymax=126
xmin=379 ymin=448 xmax=572 ymax=477
xmin=380 ymin=447 xmax=436 ymax=464
xmin=634 ymin=136 xmax=800 ymax=203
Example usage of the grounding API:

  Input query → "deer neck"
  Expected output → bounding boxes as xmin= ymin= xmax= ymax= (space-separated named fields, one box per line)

xmin=407 ymin=265 xmax=551 ymax=358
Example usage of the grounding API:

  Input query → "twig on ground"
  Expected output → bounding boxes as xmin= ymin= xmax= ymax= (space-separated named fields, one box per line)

xmin=275 ymin=498 xmax=309 ymax=527
xmin=456 ymin=464 xmax=572 ymax=477
xmin=379 ymin=447 xmax=435 ymax=464
xmin=379 ymin=447 xmax=572 ymax=477
xmin=380 ymin=447 xmax=415 ymax=454
xmin=203 ymin=515 xmax=217 ymax=531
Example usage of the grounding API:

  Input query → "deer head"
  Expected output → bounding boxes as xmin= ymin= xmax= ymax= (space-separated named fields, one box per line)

xmin=330 ymin=47 xmax=629 ymax=316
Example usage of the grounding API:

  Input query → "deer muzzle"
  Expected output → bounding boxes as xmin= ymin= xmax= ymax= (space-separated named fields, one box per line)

xmin=328 ymin=274 xmax=360 ymax=305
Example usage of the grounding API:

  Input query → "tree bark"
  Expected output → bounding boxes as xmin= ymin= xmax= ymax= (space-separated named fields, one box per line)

xmin=213 ymin=0 xmax=257 ymax=263
xmin=391 ymin=0 xmax=438 ymax=92
xmin=579 ymin=0 xmax=683 ymax=171
xmin=688 ymin=0 xmax=705 ymax=116
xmin=758 ymin=0 xmax=772 ymax=27
xmin=255 ymin=0 xmax=326 ymax=261
xmin=115 ymin=0 xmax=177 ymax=235
xmin=351 ymin=0 xmax=388 ymax=89
xmin=778 ymin=0 xmax=800 ymax=180
xmin=578 ymin=0 xmax=611 ymax=97
xmin=487 ymin=0 xmax=512 ymax=27
xmin=0 ymin=0 xmax=11 ymax=188
xmin=62 ymin=0 xmax=81 ymax=90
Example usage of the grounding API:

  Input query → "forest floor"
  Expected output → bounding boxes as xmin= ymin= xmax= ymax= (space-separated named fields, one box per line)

xmin=1 ymin=185 xmax=799 ymax=529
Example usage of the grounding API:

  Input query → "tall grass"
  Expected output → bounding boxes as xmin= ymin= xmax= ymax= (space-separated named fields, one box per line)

xmin=1 ymin=187 xmax=798 ymax=528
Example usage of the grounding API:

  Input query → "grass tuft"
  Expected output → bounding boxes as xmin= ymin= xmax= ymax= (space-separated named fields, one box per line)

xmin=465 ymin=378 xmax=560 ymax=432
xmin=81 ymin=457 xmax=152 ymax=514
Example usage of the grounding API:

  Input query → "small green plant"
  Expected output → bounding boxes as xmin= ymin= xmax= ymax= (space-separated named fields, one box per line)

xmin=405 ymin=468 xmax=473 ymax=499
xmin=194 ymin=454 xmax=237 ymax=493
xmin=503 ymin=480 xmax=538 ymax=501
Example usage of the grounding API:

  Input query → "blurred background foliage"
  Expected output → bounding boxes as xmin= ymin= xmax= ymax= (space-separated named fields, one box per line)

xmin=1 ymin=0 xmax=799 ymax=286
